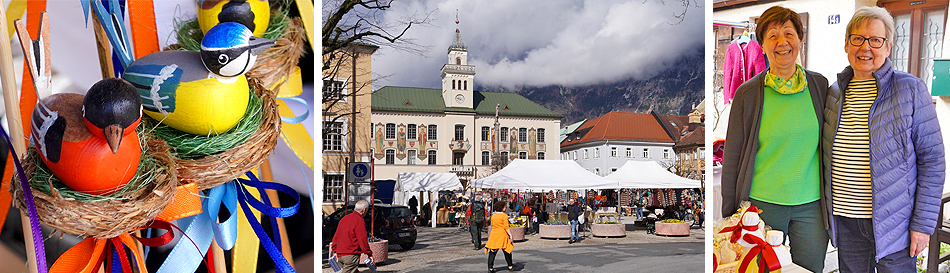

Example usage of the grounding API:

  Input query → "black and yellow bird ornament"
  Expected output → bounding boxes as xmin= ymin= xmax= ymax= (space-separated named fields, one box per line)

xmin=198 ymin=0 xmax=270 ymax=37
xmin=122 ymin=22 xmax=274 ymax=135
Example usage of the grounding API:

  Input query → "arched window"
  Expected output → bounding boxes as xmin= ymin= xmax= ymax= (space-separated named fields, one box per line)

xmin=452 ymin=80 xmax=456 ymax=89
xmin=464 ymin=80 xmax=467 ymax=90
xmin=456 ymin=57 xmax=461 ymax=65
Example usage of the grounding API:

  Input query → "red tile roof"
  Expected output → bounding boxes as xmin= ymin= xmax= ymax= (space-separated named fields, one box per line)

xmin=675 ymin=125 xmax=705 ymax=149
xmin=658 ymin=114 xmax=690 ymax=141
xmin=561 ymin=111 xmax=674 ymax=147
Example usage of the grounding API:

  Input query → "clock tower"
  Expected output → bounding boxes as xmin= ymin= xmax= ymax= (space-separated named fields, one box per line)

xmin=441 ymin=18 xmax=475 ymax=109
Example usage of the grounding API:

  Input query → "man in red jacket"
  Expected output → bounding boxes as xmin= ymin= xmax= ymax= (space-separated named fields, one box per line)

xmin=331 ymin=200 xmax=374 ymax=272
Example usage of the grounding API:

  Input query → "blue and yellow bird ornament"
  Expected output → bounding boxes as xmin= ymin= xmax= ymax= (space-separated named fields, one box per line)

xmin=122 ymin=22 xmax=274 ymax=135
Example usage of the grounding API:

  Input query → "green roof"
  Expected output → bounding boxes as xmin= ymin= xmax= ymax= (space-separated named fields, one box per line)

xmin=372 ymin=86 xmax=562 ymax=118
xmin=560 ymin=119 xmax=587 ymax=142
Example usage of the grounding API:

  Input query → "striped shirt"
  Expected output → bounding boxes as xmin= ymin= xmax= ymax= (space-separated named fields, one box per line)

xmin=831 ymin=79 xmax=877 ymax=218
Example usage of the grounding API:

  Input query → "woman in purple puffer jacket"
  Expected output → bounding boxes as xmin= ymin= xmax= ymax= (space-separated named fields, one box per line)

xmin=821 ymin=6 xmax=945 ymax=273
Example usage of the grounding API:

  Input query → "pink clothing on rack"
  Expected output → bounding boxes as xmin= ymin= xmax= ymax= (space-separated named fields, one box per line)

xmin=722 ymin=39 xmax=768 ymax=104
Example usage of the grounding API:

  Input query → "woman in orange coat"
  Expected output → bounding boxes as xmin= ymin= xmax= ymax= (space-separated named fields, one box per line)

xmin=485 ymin=200 xmax=515 ymax=272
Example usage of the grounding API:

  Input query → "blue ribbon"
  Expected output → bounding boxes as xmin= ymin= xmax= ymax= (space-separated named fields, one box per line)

xmin=236 ymin=171 xmax=300 ymax=273
xmin=277 ymin=97 xmax=310 ymax=124
xmin=155 ymin=182 xmax=238 ymax=273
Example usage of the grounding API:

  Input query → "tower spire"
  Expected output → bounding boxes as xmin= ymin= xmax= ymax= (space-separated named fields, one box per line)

xmin=456 ymin=9 xmax=459 ymax=25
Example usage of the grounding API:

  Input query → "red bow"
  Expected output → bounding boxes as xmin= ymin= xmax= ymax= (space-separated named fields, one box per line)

xmin=718 ymin=206 xmax=762 ymax=243
xmin=737 ymin=233 xmax=781 ymax=273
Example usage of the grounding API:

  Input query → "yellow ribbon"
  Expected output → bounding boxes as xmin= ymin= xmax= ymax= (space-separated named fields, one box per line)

xmin=272 ymin=66 xmax=313 ymax=170
xmin=295 ymin=0 xmax=314 ymax=49
xmin=233 ymin=176 xmax=263 ymax=273
xmin=5 ymin=0 xmax=26 ymax=39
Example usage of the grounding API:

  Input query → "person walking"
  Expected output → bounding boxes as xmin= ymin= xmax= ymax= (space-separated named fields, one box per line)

xmin=330 ymin=200 xmax=374 ymax=273
xmin=823 ymin=7 xmax=945 ymax=272
xmin=468 ymin=195 xmax=488 ymax=250
xmin=408 ymin=195 xmax=418 ymax=215
xmin=485 ymin=200 xmax=515 ymax=273
xmin=567 ymin=198 xmax=580 ymax=244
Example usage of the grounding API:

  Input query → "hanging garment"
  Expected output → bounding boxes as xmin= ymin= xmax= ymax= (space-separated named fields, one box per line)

xmin=723 ymin=38 xmax=768 ymax=104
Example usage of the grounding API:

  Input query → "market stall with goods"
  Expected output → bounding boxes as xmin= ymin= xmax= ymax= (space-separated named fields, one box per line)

xmin=394 ymin=172 xmax=463 ymax=227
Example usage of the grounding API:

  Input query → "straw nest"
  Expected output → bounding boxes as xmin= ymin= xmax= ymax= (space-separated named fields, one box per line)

xmin=245 ymin=16 xmax=308 ymax=91
xmin=10 ymin=133 xmax=178 ymax=238
xmin=173 ymin=78 xmax=281 ymax=190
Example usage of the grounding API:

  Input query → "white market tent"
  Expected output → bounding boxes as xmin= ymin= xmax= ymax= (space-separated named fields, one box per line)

xmin=606 ymin=160 xmax=701 ymax=189
xmin=472 ymin=159 xmax=619 ymax=191
xmin=394 ymin=172 xmax=463 ymax=227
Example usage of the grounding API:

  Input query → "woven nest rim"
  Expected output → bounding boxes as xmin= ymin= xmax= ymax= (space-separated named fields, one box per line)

xmin=9 ymin=134 xmax=179 ymax=238
xmin=174 ymin=78 xmax=281 ymax=190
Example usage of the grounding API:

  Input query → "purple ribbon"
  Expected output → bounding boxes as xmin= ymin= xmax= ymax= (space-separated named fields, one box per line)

xmin=1 ymin=128 xmax=48 ymax=272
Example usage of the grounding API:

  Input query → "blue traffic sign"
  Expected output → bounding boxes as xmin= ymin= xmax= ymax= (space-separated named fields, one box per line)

xmin=349 ymin=162 xmax=371 ymax=180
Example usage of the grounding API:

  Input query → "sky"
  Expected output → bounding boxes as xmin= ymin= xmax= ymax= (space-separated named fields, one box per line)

xmin=368 ymin=0 xmax=705 ymax=90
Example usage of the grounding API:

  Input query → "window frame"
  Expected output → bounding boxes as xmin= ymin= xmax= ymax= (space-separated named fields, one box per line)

xmin=537 ymin=128 xmax=545 ymax=143
xmin=538 ymin=152 xmax=545 ymax=160
xmin=482 ymin=151 xmax=490 ymax=165
xmin=323 ymin=173 xmax=345 ymax=202
xmin=385 ymin=149 xmax=395 ymax=165
xmin=519 ymin=151 xmax=527 ymax=159
xmin=481 ymin=126 xmax=490 ymax=141
xmin=428 ymin=125 xmax=438 ymax=140
xmin=455 ymin=125 xmax=465 ymax=141
xmin=626 ymin=147 xmax=633 ymax=158
xmin=323 ymin=77 xmax=347 ymax=102
xmin=408 ymin=124 xmax=417 ymax=140
xmin=501 ymin=127 xmax=509 ymax=142
xmin=407 ymin=149 xmax=417 ymax=165
xmin=385 ymin=123 xmax=396 ymax=140
xmin=428 ymin=150 xmax=438 ymax=165
xmin=611 ymin=147 xmax=618 ymax=157
xmin=518 ymin=128 xmax=527 ymax=142
xmin=643 ymin=148 xmax=651 ymax=158
xmin=323 ymin=120 xmax=345 ymax=151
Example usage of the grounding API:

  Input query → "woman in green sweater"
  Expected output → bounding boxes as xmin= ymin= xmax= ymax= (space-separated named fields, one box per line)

xmin=720 ymin=6 xmax=830 ymax=273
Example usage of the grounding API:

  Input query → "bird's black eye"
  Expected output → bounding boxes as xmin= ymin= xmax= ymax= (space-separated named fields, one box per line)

xmin=218 ymin=54 xmax=229 ymax=64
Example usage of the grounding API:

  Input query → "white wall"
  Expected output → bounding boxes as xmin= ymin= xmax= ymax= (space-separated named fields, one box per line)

xmin=714 ymin=0 xmax=877 ymax=79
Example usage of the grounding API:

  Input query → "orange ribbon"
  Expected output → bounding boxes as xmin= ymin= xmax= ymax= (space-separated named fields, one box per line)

xmin=50 ymin=233 xmax=144 ymax=273
xmin=128 ymin=0 xmax=159 ymax=59
xmin=717 ymin=206 xmax=762 ymax=243
xmin=737 ymin=233 xmax=782 ymax=273
xmin=155 ymin=182 xmax=202 ymax=222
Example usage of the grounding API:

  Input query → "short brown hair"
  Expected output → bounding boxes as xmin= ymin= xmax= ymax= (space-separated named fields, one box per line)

xmin=755 ymin=6 xmax=804 ymax=46
xmin=493 ymin=200 xmax=507 ymax=212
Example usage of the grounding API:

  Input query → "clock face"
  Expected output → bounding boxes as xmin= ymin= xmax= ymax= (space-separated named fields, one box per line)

xmin=455 ymin=94 xmax=465 ymax=103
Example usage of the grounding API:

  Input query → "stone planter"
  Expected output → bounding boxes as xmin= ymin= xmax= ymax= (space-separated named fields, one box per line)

xmin=487 ymin=226 xmax=526 ymax=242
xmin=655 ymin=222 xmax=690 ymax=236
xmin=361 ymin=239 xmax=389 ymax=264
xmin=591 ymin=223 xmax=626 ymax=237
xmin=539 ymin=224 xmax=571 ymax=239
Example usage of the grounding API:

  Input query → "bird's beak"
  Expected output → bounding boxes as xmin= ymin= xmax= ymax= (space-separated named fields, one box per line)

xmin=248 ymin=37 xmax=275 ymax=55
xmin=104 ymin=124 xmax=123 ymax=154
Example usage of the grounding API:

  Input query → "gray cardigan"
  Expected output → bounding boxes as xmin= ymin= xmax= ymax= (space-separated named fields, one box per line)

xmin=720 ymin=69 xmax=828 ymax=216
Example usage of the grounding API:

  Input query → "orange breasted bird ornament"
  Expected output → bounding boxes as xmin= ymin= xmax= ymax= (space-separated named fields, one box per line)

xmin=31 ymin=78 xmax=143 ymax=195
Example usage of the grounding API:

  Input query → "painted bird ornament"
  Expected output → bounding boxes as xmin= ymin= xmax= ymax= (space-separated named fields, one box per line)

xmin=32 ymin=78 xmax=143 ymax=195
xmin=198 ymin=0 xmax=270 ymax=37
xmin=123 ymin=22 xmax=274 ymax=135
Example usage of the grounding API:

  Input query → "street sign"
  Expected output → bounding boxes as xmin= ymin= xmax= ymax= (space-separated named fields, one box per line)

xmin=348 ymin=183 xmax=373 ymax=205
xmin=348 ymin=162 xmax=372 ymax=183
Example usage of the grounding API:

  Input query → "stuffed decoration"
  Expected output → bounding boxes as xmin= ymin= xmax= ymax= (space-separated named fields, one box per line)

xmin=123 ymin=22 xmax=274 ymax=135
xmin=32 ymin=78 xmax=143 ymax=195
xmin=766 ymin=230 xmax=793 ymax=269
xmin=736 ymin=209 xmax=766 ymax=248
xmin=198 ymin=0 xmax=270 ymax=37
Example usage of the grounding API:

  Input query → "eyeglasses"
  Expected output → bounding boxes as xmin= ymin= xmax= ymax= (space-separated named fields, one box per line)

xmin=848 ymin=34 xmax=887 ymax=48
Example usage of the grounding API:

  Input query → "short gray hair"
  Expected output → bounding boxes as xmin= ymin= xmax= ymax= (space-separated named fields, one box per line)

xmin=847 ymin=6 xmax=895 ymax=45
xmin=355 ymin=200 xmax=369 ymax=212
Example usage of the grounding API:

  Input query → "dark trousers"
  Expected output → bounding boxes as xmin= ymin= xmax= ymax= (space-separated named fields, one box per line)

xmin=487 ymin=249 xmax=512 ymax=270
xmin=339 ymin=254 xmax=360 ymax=273
xmin=834 ymin=216 xmax=916 ymax=273
xmin=750 ymin=199 xmax=828 ymax=273
xmin=471 ymin=221 xmax=484 ymax=247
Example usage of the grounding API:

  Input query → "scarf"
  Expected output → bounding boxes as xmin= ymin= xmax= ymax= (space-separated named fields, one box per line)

xmin=764 ymin=65 xmax=807 ymax=95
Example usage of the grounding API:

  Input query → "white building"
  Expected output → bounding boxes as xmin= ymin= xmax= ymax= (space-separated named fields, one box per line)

xmin=370 ymin=27 xmax=562 ymax=184
xmin=560 ymin=111 xmax=682 ymax=176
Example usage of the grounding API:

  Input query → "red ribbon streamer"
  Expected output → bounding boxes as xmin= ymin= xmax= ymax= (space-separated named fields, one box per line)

xmin=717 ymin=206 xmax=762 ymax=243
xmin=737 ymin=233 xmax=782 ymax=273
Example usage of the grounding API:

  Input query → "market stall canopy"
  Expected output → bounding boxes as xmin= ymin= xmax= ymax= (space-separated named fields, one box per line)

xmin=606 ymin=160 xmax=701 ymax=189
xmin=395 ymin=172 xmax=463 ymax=192
xmin=472 ymin=159 xmax=619 ymax=191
